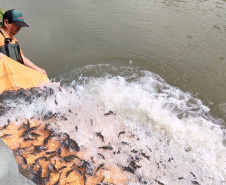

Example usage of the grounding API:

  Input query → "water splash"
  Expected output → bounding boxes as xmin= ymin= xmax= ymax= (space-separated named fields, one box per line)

xmin=0 ymin=65 xmax=225 ymax=184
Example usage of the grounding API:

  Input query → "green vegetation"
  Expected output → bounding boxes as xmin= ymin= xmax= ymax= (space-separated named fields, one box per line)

xmin=0 ymin=9 xmax=5 ymax=27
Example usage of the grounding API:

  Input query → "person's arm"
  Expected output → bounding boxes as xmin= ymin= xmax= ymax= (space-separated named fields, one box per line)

xmin=22 ymin=55 xmax=47 ymax=76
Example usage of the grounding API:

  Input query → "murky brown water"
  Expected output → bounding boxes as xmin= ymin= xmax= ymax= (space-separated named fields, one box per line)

xmin=2 ymin=0 xmax=226 ymax=122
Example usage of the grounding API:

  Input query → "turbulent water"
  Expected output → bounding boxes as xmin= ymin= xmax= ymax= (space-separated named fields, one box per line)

xmin=0 ymin=65 xmax=225 ymax=184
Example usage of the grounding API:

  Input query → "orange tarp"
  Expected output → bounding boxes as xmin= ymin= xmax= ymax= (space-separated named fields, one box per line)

xmin=0 ymin=55 xmax=49 ymax=93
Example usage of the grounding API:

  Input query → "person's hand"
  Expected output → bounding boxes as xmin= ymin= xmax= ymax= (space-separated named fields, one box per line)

xmin=0 ymin=53 xmax=4 ymax=59
xmin=37 ymin=68 xmax=48 ymax=76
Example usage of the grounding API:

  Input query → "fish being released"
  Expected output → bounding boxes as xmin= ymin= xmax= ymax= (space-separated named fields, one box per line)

xmin=0 ymin=120 xmax=129 ymax=185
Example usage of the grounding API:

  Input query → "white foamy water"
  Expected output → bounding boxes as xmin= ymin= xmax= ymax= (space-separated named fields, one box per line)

xmin=0 ymin=65 xmax=225 ymax=184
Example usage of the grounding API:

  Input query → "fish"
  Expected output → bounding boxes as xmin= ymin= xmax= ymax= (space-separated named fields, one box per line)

xmin=213 ymin=25 xmax=221 ymax=30
xmin=20 ymin=154 xmax=28 ymax=165
xmin=44 ymin=123 xmax=50 ymax=131
xmin=14 ymin=146 xmax=27 ymax=155
xmin=96 ymin=163 xmax=105 ymax=172
xmin=61 ymin=132 xmax=70 ymax=139
xmin=191 ymin=180 xmax=200 ymax=185
xmin=74 ymin=168 xmax=82 ymax=176
xmin=48 ymin=163 xmax=58 ymax=172
xmin=98 ymin=153 xmax=105 ymax=160
xmin=43 ymin=87 xmax=54 ymax=100
xmin=58 ymin=86 xmax=62 ymax=92
xmin=137 ymin=174 xmax=148 ymax=184
xmin=57 ymin=148 xmax=62 ymax=158
xmin=104 ymin=110 xmax=115 ymax=116
xmin=57 ymin=166 xmax=67 ymax=172
xmin=96 ymin=132 xmax=105 ymax=142
xmin=32 ymin=145 xmax=47 ymax=154
xmin=128 ymin=160 xmax=141 ymax=171
xmin=43 ymin=111 xmax=58 ymax=120
xmin=45 ymin=151 xmax=56 ymax=155
xmin=0 ymin=122 xmax=9 ymax=130
xmin=98 ymin=145 xmax=113 ymax=150
xmin=131 ymin=149 xmax=138 ymax=153
xmin=63 ymin=155 xmax=80 ymax=162
xmin=47 ymin=153 xmax=57 ymax=160
xmin=66 ymin=169 xmax=74 ymax=177
xmin=62 ymin=138 xmax=80 ymax=152
xmin=44 ymin=131 xmax=54 ymax=146
xmin=113 ymin=147 xmax=121 ymax=155
xmin=190 ymin=172 xmax=200 ymax=184
xmin=0 ymin=133 xmax=11 ymax=138
xmin=100 ymin=176 xmax=105 ymax=183
xmin=84 ymin=174 xmax=87 ymax=185
xmin=22 ymin=124 xmax=41 ymax=136
xmin=121 ymin=141 xmax=130 ymax=145
xmin=35 ymin=156 xmax=48 ymax=163
xmin=90 ymin=119 xmax=93 ymax=126
xmin=141 ymin=152 xmax=150 ymax=161
xmin=118 ymin=131 xmax=125 ymax=137
xmin=75 ymin=126 xmax=78 ymax=132
xmin=18 ymin=122 xmax=28 ymax=131
xmin=60 ymin=115 xmax=67 ymax=121
xmin=79 ymin=160 xmax=94 ymax=176
xmin=29 ymin=132 xmax=40 ymax=138
xmin=120 ymin=165 xmax=135 ymax=174
xmin=154 ymin=179 xmax=165 ymax=185
xmin=24 ymin=138 xmax=36 ymax=141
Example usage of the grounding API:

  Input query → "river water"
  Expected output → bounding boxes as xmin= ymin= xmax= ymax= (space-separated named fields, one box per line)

xmin=1 ymin=0 xmax=226 ymax=184
xmin=2 ymin=0 xmax=226 ymax=119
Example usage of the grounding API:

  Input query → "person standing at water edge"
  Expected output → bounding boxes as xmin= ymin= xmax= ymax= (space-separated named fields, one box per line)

xmin=0 ymin=9 xmax=47 ymax=75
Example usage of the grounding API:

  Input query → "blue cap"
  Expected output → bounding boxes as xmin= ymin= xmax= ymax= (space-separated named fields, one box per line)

xmin=3 ymin=9 xmax=29 ymax=27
